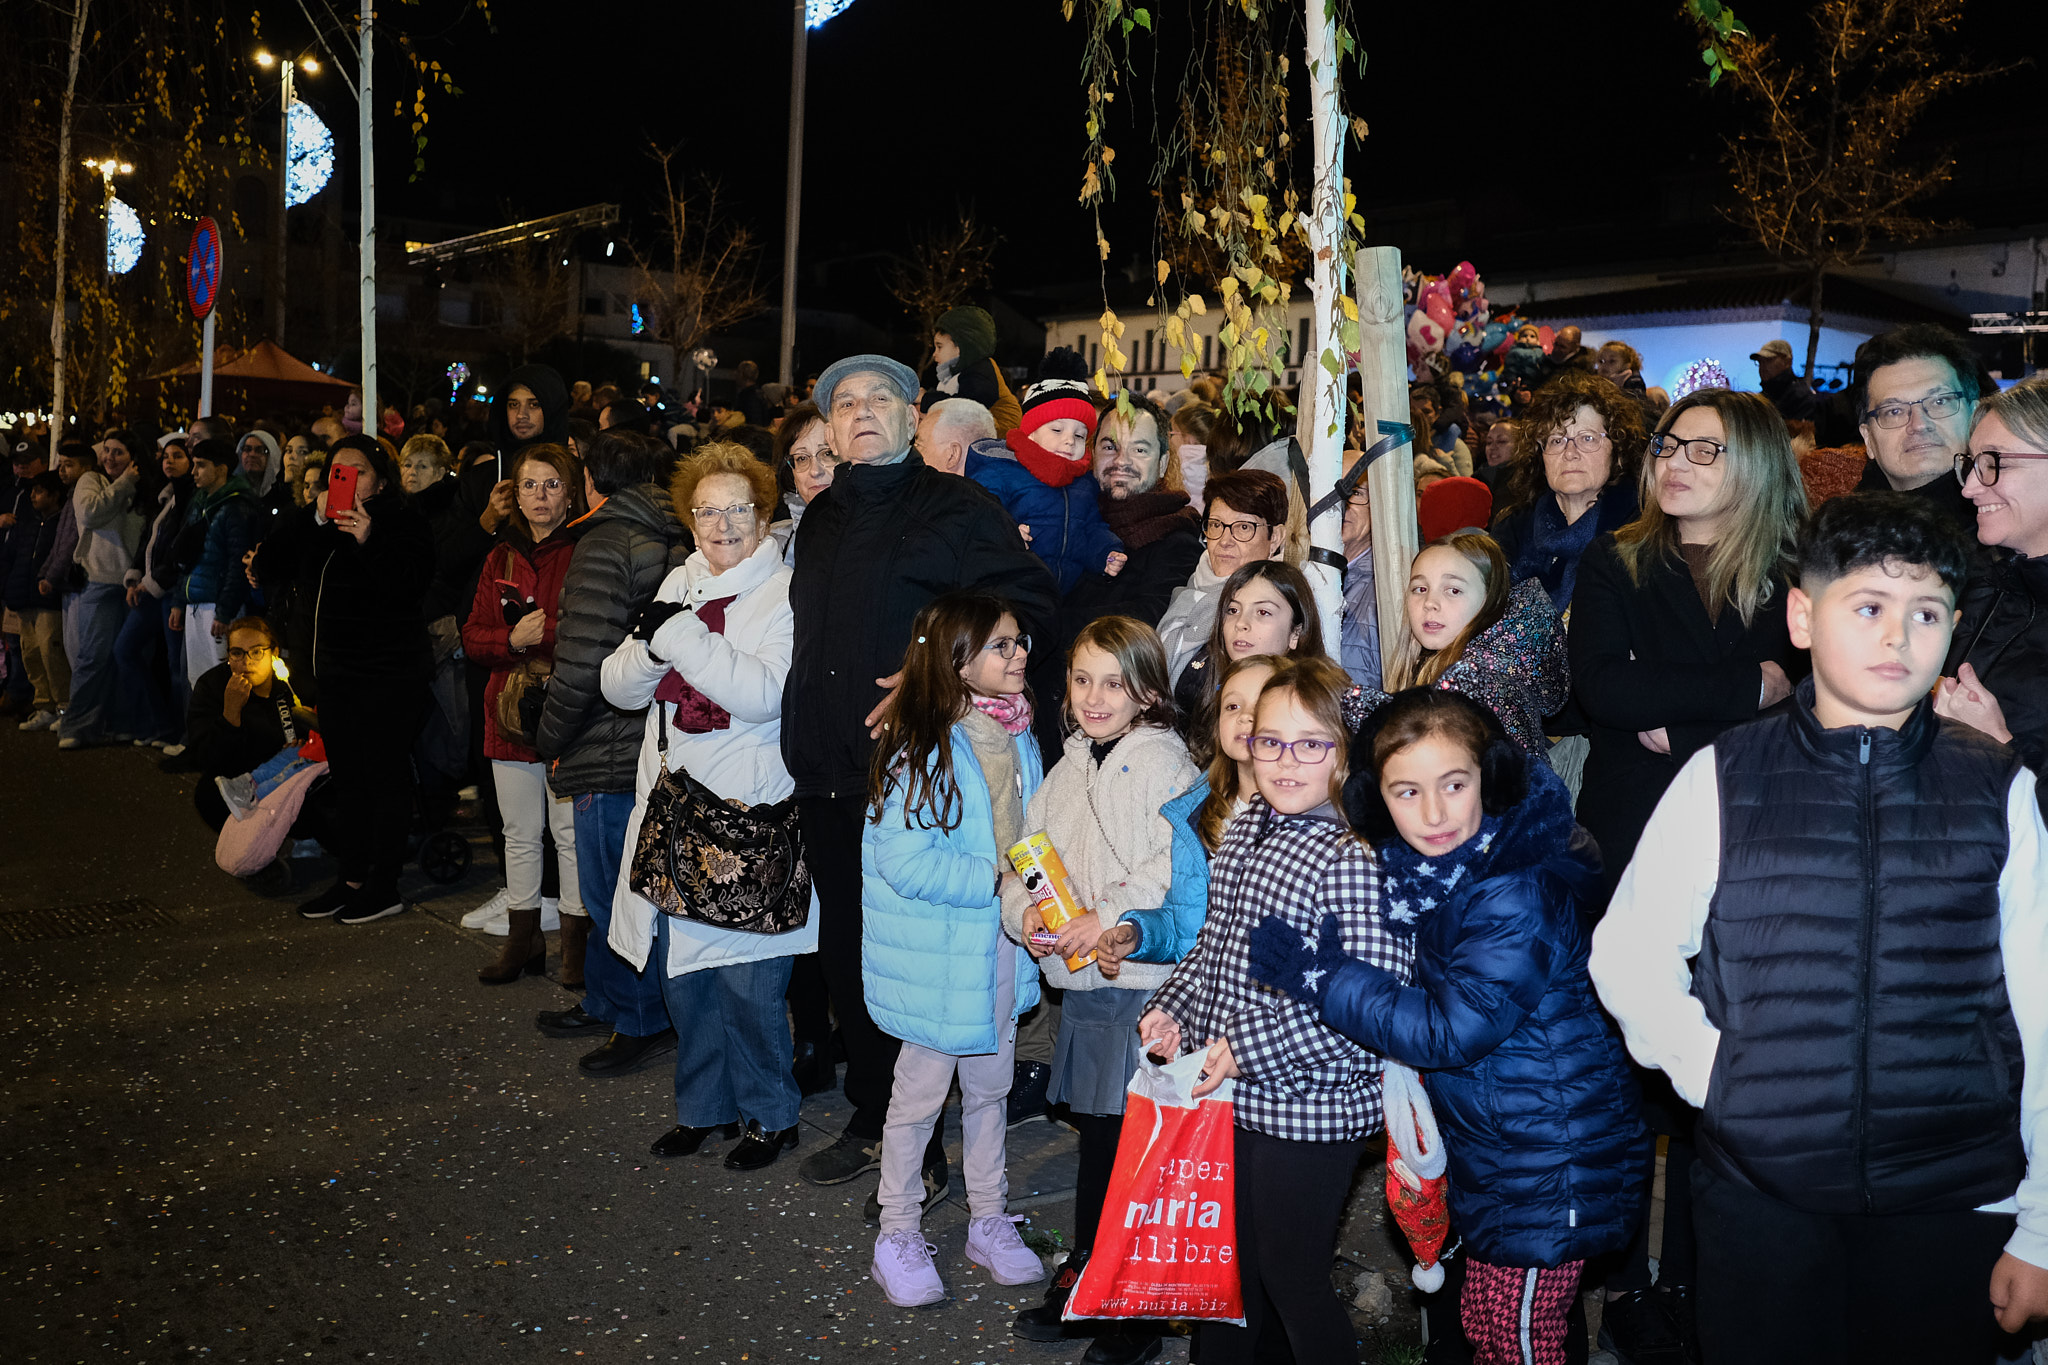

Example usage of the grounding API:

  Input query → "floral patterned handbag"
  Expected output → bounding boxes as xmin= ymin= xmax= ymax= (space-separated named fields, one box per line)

xmin=627 ymin=705 xmax=811 ymax=934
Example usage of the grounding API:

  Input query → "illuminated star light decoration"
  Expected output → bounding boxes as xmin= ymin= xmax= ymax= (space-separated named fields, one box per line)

xmin=106 ymin=197 xmax=144 ymax=275
xmin=285 ymin=100 xmax=335 ymax=207
xmin=806 ymin=0 xmax=858 ymax=26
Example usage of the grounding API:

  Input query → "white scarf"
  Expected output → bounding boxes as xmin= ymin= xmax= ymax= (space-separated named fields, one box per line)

xmin=1156 ymin=553 xmax=1231 ymax=682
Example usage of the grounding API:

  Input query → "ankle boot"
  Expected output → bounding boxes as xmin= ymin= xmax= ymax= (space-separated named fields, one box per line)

xmin=559 ymin=913 xmax=589 ymax=989
xmin=479 ymin=908 xmax=546 ymax=984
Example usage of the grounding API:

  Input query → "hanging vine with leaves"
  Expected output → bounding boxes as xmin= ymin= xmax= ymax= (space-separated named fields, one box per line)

xmin=1066 ymin=0 xmax=1368 ymax=425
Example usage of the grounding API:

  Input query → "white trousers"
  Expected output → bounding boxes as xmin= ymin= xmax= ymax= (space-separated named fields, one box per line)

xmin=490 ymin=759 xmax=582 ymax=915
xmin=877 ymin=943 xmax=1017 ymax=1234
xmin=183 ymin=602 xmax=226 ymax=686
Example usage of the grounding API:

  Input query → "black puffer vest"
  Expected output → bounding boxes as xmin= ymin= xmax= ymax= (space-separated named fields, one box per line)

xmin=1695 ymin=681 xmax=2024 ymax=1215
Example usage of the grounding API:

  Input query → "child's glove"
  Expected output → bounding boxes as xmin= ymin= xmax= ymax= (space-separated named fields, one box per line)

xmin=1247 ymin=912 xmax=1351 ymax=1005
xmin=1104 ymin=551 xmax=1128 ymax=577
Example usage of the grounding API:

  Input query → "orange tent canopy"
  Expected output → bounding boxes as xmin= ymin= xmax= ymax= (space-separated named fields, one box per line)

xmin=146 ymin=339 xmax=357 ymax=417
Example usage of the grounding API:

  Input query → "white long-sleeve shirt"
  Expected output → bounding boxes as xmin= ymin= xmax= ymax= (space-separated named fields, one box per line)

xmin=1590 ymin=747 xmax=2048 ymax=1270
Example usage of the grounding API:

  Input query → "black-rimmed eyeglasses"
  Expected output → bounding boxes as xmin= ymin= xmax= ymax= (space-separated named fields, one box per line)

xmin=1648 ymin=434 xmax=1726 ymax=466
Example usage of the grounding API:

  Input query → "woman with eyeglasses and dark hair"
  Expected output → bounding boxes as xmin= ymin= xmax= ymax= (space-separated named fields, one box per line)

xmin=770 ymin=401 xmax=838 ymax=566
xmin=1938 ymin=374 xmax=2048 ymax=779
xmin=1564 ymin=386 xmax=1808 ymax=1360
xmin=462 ymin=441 xmax=588 ymax=984
xmin=1489 ymin=372 xmax=1647 ymax=616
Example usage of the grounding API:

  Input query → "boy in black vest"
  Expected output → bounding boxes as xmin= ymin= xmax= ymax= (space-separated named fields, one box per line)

xmin=1590 ymin=492 xmax=2048 ymax=1361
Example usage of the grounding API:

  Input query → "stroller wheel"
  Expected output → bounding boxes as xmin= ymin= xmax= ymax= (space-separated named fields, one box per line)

xmin=421 ymin=831 xmax=472 ymax=883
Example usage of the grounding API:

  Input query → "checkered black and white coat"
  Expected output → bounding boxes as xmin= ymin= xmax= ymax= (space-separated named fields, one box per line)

xmin=1147 ymin=799 xmax=1412 ymax=1143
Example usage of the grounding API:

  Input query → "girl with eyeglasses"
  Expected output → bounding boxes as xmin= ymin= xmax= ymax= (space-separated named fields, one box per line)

xmin=860 ymin=591 xmax=1051 ymax=1308
xmin=1141 ymin=654 xmax=1412 ymax=1365
xmin=1003 ymin=615 xmax=1198 ymax=1365
xmin=1246 ymin=686 xmax=1647 ymax=1365
xmin=462 ymin=441 xmax=589 ymax=983
xmin=1564 ymin=386 xmax=1807 ymax=1354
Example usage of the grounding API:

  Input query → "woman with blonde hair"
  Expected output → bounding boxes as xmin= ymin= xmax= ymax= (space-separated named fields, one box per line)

xmin=1565 ymin=386 xmax=1806 ymax=1350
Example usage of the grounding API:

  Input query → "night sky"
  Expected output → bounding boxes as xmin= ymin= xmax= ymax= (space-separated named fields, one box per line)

xmin=263 ymin=0 xmax=2047 ymax=307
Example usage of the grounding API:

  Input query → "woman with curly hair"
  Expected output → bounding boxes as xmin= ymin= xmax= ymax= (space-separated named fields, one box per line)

xmin=1489 ymin=373 xmax=1648 ymax=616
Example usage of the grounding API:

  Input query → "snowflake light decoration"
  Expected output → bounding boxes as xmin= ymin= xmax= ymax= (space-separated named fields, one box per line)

xmin=285 ymin=100 xmax=335 ymax=207
xmin=806 ymin=0 xmax=858 ymax=26
xmin=1674 ymin=359 xmax=1731 ymax=400
xmin=106 ymin=197 xmax=143 ymax=275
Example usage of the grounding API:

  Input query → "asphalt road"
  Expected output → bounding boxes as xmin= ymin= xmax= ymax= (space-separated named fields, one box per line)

xmin=0 ymin=722 xmax=1438 ymax=1365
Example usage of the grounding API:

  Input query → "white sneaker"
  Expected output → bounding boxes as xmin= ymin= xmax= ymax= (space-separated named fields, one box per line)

xmin=16 ymin=709 xmax=57 ymax=732
xmin=461 ymin=887 xmax=513 ymax=932
xmin=160 ymin=743 xmax=186 ymax=758
xmin=964 ymin=1214 xmax=1046 ymax=1285
xmin=56 ymin=736 xmax=83 ymax=750
xmin=539 ymin=896 xmax=562 ymax=932
xmin=217 ymin=774 xmax=259 ymax=821
xmin=871 ymin=1230 xmax=946 ymax=1308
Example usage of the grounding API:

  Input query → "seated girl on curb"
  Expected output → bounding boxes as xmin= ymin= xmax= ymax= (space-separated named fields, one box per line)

xmin=862 ymin=591 xmax=1049 ymax=1308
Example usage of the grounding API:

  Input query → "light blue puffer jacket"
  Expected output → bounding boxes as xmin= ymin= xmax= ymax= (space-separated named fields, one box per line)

xmin=1118 ymin=776 xmax=1213 ymax=966
xmin=862 ymin=721 xmax=1043 ymax=1055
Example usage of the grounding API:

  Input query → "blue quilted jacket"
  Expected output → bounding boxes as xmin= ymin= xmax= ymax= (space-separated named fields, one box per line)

xmin=862 ymin=720 xmax=1043 ymax=1055
xmin=1119 ymin=776 xmax=1213 ymax=965
xmin=1321 ymin=763 xmax=1650 ymax=1268
xmin=963 ymin=438 xmax=1122 ymax=595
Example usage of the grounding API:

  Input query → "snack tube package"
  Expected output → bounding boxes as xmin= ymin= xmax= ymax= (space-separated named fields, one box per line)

xmin=1006 ymin=831 xmax=1097 ymax=972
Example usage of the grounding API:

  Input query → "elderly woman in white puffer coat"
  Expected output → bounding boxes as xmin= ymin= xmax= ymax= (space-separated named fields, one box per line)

xmin=602 ymin=442 xmax=819 ymax=1175
xmin=999 ymin=615 xmax=1200 ymax=1362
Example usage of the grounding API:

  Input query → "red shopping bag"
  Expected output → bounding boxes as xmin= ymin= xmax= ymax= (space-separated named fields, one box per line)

xmin=1064 ymin=1051 xmax=1244 ymax=1325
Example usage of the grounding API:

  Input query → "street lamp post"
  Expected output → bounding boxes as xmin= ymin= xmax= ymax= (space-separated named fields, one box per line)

xmin=255 ymin=50 xmax=318 ymax=347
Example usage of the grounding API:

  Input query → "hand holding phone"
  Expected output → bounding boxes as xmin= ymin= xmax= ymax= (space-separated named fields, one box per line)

xmin=326 ymin=462 xmax=359 ymax=516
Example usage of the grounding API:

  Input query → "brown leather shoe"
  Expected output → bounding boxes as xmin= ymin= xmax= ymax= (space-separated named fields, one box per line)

xmin=479 ymin=908 xmax=545 ymax=984
xmin=558 ymin=912 xmax=589 ymax=989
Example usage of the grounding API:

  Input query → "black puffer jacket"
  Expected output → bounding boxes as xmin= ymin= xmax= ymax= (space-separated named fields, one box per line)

xmin=1947 ymin=549 xmax=2048 ymax=775
xmin=782 ymin=452 xmax=1057 ymax=799
xmin=1698 ymin=685 xmax=2023 ymax=1216
xmin=535 ymin=484 xmax=688 ymax=793
xmin=252 ymin=489 xmax=434 ymax=690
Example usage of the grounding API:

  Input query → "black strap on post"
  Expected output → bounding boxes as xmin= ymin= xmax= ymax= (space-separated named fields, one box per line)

xmin=1300 ymin=420 xmax=1414 ymax=577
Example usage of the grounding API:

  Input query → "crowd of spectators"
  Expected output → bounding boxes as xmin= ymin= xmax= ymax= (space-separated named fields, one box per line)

xmin=8 ymin=312 xmax=2048 ymax=1363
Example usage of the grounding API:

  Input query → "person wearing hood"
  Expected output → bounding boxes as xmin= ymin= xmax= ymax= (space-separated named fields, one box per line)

xmin=57 ymin=431 xmax=147 ymax=748
xmin=462 ymin=441 xmax=587 ymax=984
xmin=1249 ymin=687 xmax=1648 ymax=1365
xmin=112 ymin=438 xmax=197 ymax=748
xmin=532 ymin=430 xmax=686 ymax=1065
xmin=920 ymin=305 xmax=1022 ymax=435
xmin=963 ymin=348 xmax=1127 ymax=596
xmin=170 ymin=440 xmax=262 ymax=691
xmin=236 ymin=429 xmax=290 ymax=521
xmin=258 ymin=435 xmax=436 ymax=926
xmin=490 ymin=365 xmax=570 ymax=460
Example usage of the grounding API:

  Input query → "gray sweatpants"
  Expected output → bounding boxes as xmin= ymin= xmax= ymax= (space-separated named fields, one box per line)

xmin=877 ymin=944 xmax=1017 ymax=1235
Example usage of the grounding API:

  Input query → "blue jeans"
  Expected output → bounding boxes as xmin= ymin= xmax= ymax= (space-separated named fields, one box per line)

xmin=574 ymin=790 xmax=670 ymax=1036
xmin=654 ymin=915 xmax=801 ymax=1132
xmin=59 ymin=581 xmax=128 ymax=740
xmin=110 ymin=595 xmax=178 ymax=742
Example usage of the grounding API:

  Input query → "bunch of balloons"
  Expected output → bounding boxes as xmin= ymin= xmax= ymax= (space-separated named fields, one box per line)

xmin=1400 ymin=260 xmax=1551 ymax=411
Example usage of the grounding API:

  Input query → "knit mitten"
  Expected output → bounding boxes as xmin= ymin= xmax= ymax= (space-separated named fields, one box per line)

xmin=1248 ymin=913 xmax=1350 ymax=1005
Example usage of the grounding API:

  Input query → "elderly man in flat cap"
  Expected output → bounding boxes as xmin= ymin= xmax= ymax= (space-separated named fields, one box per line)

xmin=782 ymin=354 xmax=1055 ymax=1191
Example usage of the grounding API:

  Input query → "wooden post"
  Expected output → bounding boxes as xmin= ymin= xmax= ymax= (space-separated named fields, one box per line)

xmin=1355 ymin=245 xmax=1419 ymax=681
xmin=1298 ymin=0 xmax=1346 ymax=649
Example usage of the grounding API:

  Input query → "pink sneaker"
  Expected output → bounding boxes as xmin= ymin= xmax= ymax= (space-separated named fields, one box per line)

xmin=965 ymin=1214 xmax=1046 ymax=1286
xmin=871 ymin=1230 xmax=946 ymax=1307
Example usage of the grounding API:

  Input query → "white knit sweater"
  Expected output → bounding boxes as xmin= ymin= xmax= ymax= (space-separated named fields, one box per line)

xmin=1001 ymin=723 xmax=1199 ymax=993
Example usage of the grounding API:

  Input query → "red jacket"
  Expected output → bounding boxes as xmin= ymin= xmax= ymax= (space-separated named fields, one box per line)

xmin=461 ymin=530 xmax=578 ymax=762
